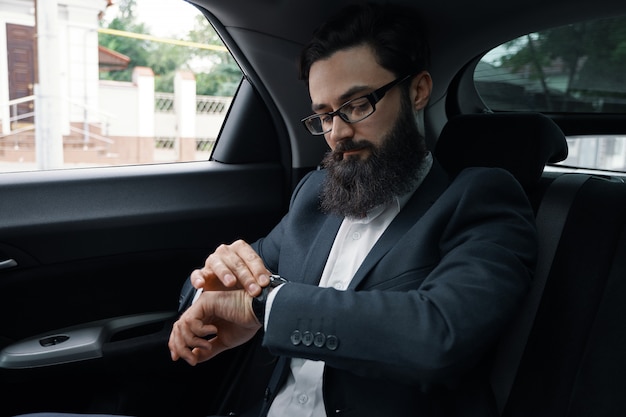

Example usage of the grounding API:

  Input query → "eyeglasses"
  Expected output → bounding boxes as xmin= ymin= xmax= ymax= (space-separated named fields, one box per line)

xmin=301 ymin=74 xmax=414 ymax=136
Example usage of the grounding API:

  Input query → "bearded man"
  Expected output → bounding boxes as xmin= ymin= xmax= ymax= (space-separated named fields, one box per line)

xmin=165 ymin=4 xmax=537 ymax=416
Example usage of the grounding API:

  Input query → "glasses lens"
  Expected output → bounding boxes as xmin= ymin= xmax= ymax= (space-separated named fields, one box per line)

xmin=340 ymin=97 xmax=374 ymax=123
xmin=305 ymin=116 xmax=325 ymax=134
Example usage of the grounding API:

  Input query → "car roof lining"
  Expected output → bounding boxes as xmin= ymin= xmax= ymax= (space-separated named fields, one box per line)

xmin=187 ymin=0 xmax=626 ymax=169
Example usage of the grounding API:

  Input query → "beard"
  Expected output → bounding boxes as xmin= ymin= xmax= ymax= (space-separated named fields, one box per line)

xmin=319 ymin=98 xmax=429 ymax=218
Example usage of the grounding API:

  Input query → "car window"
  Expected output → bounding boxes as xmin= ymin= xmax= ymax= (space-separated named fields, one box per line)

xmin=0 ymin=0 xmax=242 ymax=173
xmin=474 ymin=15 xmax=626 ymax=173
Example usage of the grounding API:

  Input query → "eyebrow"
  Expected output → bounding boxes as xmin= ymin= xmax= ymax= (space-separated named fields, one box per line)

xmin=311 ymin=84 xmax=371 ymax=112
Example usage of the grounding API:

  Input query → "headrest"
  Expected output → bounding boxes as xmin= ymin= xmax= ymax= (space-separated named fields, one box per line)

xmin=434 ymin=112 xmax=568 ymax=189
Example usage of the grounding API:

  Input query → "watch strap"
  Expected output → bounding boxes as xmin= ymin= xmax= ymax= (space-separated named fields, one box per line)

xmin=252 ymin=274 xmax=288 ymax=325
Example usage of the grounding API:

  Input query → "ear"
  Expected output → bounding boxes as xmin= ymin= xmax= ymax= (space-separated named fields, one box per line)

xmin=410 ymin=71 xmax=432 ymax=111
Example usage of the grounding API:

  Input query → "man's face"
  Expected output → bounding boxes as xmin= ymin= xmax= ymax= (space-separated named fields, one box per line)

xmin=308 ymin=45 xmax=431 ymax=217
xmin=308 ymin=45 xmax=406 ymax=159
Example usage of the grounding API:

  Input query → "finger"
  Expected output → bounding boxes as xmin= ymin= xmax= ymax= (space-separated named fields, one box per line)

xmin=168 ymin=313 xmax=216 ymax=365
xmin=168 ymin=320 xmax=189 ymax=361
xmin=170 ymin=323 xmax=215 ymax=365
xmin=205 ymin=248 xmax=240 ymax=288
xmin=209 ymin=241 xmax=270 ymax=296
xmin=231 ymin=240 xmax=271 ymax=288
xmin=202 ymin=337 xmax=229 ymax=359
xmin=190 ymin=268 xmax=226 ymax=291
xmin=189 ymin=269 xmax=207 ymax=290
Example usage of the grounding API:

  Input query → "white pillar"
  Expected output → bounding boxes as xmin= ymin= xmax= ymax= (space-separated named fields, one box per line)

xmin=35 ymin=0 xmax=63 ymax=169
xmin=133 ymin=66 xmax=155 ymax=137
xmin=0 ymin=25 xmax=10 ymax=135
xmin=174 ymin=70 xmax=196 ymax=161
xmin=175 ymin=70 xmax=196 ymax=138
xmin=63 ymin=1 xmax=102 ymax=127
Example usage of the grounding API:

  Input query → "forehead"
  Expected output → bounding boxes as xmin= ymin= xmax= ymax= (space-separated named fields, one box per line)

xmin=308 ymin=45 xmax=394 ymax=108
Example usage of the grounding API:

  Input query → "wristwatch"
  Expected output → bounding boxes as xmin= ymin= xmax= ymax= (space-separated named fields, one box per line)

xmin=252 ymin=274 xmax=288 ymax=325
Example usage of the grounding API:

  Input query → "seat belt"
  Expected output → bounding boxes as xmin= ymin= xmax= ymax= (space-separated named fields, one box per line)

xmin=490 ymin=173 xmax=591 ymax=415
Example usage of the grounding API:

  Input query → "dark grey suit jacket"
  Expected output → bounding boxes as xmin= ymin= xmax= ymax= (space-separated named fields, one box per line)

xmin=251 ymin=160 xmax=537 ymax=417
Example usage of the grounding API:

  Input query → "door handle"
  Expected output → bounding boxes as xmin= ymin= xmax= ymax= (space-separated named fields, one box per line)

xmin=0 ymin=259 xmax=18 ymax=269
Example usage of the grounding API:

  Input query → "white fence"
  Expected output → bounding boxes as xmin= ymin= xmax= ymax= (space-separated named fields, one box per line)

xmin=0 ymin=68 xmax=232 ymax=168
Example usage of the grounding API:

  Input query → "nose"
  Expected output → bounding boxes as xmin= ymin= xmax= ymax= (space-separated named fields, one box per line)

xmin=327 ymin=115 xmax=354 ymax=148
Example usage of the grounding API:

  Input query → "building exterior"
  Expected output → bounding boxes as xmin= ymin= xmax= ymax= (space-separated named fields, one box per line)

xmin=0 ymin=0 xmax=229 ymax=170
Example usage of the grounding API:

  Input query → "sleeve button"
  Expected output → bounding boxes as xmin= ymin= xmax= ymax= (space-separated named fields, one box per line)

xmin=325 ymin=335 xmax=339 ymax=351
xmin=302 ymin=331 xmax=314 ymax=346
xmin=290 ymin=330 xmax=302 ymax=345
xmin=313 ymin=332 xmax=326 ymax=347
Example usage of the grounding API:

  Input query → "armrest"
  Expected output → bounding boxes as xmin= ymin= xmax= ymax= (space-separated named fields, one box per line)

xmin=0 ymin=311 xmax=176 ymax=369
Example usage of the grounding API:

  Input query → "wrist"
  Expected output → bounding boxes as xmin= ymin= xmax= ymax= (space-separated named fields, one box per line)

xmin=251 ymin=274 xmax=288 ymax=326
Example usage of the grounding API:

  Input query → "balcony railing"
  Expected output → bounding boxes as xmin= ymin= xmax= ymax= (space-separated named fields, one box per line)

xmin=155 ymin=92 xmax=231 ymax=115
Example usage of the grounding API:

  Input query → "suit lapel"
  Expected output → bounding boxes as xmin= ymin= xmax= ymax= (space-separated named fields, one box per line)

xmin=297 ymin=214 xmax=343 ymax=285
xmin=349 ymin=162 xmax=450 ymax=289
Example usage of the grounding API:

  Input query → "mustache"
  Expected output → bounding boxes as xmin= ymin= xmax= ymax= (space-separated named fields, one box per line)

xmin=330 ymin=139 xmax=375 ymax=160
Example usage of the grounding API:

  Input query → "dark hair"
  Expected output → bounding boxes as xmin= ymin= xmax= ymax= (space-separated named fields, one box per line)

xmin=299 ymin=2 xmax=430 ymax=82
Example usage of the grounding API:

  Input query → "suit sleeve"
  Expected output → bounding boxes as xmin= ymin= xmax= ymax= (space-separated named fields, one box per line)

xmin=250 ymin=170 xmax=320 ymax=273
xmin=261 ymin=167 xmax=537 ymax=390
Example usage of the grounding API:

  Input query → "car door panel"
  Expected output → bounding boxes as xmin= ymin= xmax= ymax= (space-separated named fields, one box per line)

xmin=0 ymin=161 xmax=287 ymax=416
xmin=0 ymin=161 xmax=286 ymax=329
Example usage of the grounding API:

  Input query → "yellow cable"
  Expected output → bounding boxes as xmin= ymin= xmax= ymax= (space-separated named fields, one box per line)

xmin=97 ymin=27 xmax=228 ymax=52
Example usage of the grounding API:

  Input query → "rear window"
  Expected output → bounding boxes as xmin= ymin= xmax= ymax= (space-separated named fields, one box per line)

xmin=475 ymin=15 xmax=626 ymax=173
xmin=475 ymin=15 xmax=626 ymax=114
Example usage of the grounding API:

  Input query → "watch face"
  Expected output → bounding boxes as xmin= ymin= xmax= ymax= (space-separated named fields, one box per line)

xmin=269 ymin=274 xmax=289 ymax=287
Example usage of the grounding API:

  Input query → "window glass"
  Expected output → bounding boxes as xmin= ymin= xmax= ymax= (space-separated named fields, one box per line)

xmin=475 ymin=15 xmax=626 ymax=174
xmin=475 ymin=15 xmax=626 ymax=113
xmin=555 ymin=135 xmax=626 ymax=172
xmin=0 ymin=0 xmax=242 ymax=173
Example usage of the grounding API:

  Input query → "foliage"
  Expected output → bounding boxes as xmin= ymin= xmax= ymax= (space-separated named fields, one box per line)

xmin=98 ymin=1 xmax=242 ymax=95
xmin=496 ymin=15 xmax=626 ymax=111
xmin=195 ymin=62 xmax=242 ymax=96
xmin=98 ymin=0 xmax=153 ymax=82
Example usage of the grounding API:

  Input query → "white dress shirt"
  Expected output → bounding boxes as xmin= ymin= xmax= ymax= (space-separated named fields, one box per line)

xmin=266 ymin=153 xmax=433 ymax=417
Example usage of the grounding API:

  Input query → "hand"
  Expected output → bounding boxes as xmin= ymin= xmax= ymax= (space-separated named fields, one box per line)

xmin=168 ymin=289 xmax=261 ymax=365
xmin=190 ymin=239 xmax=271 ymax=297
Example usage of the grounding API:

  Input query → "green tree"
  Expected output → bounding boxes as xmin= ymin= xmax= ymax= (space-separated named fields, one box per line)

xmin=99 ymin=2 xmax=242 ymax=95
xmin=98 ymin=0 xmax=191 ymax=90
xmin=151 ymin=42 xmax=192 ymax=92
xmin=185 ymin=15 xmax=242 ymax=96
xmin=98 ymin=0 xmax=153 ymax=82
xmin=498 ymin=15 xmax=626 ymax=111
